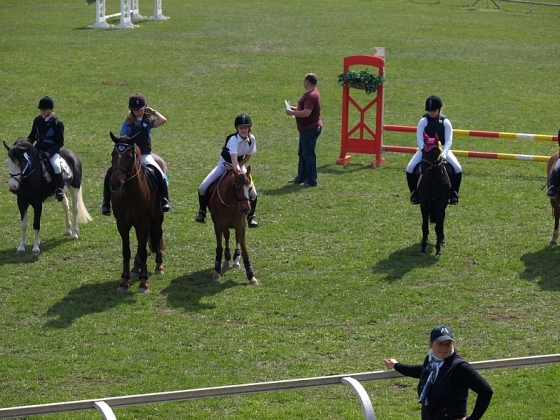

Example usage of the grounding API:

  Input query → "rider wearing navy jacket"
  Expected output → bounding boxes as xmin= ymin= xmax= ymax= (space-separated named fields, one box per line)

xmin=406 ymin=96 xmax=462 ymax=205
xmin=546 ymin=128 xmax=560 ymax=197
xmin=27 ymin=96 xmax=66 ymax=201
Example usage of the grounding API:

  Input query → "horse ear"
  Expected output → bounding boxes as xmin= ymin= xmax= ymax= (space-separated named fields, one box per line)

xmin=110 ymin=132 xmax=119 ymax=143
xmin=3 ymin=141 xmax=10 ymax=152
xmin=246 ymin=165 xmax=251 ymax=176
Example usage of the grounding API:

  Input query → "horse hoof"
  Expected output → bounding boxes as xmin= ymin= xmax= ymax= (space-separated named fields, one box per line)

xmin=419 ymin=251 xmax=426 ymax=256
xmin=32 ymin=249 xmax=41 ymax=256
xmin=137 ymin=287 xmax=149 ymax=294
xmin=117 ymin=286 xmax=128 ymax=293
xmin=436 ymin=251 xmax=443 ymax=257
xmin=212 ymin=272 xmax=221 ymax=280
xmin=248 ymin=278 xmax=259 ymax=285
xmin=550 ymin=241 xmax=557 ymax=246
xmin=222 ymin=261 xmax=231 ymax=270
xmin=130 ymin=271 xmax=139 ymax=279
xmin=71 ymin=234 xmax=78 ymax=240
xmin=155 ymin=268 xmax=164 ymax=275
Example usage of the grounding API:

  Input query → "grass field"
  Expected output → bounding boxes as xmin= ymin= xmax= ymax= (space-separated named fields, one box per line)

xmin=1 ymin=0 xmax=560 ymax=419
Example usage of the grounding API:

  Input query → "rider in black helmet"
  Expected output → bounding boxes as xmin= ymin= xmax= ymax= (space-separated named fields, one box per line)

xmin=405 ymin=95 xmax=462 ymax=205
xmin=195 ymin=113 xmax=259 ymax=227
xmin=27 ymin=96 xmax=66 ymax=201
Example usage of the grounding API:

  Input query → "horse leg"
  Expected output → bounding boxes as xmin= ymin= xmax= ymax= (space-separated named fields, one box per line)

xmin=59 ymin=194 xmax=73 ymax=237
xmin=17 ymin=206 xmax=29 ymax=253
xmin=435 ymin=207 xmax=446 ymax=257
xmin=550 ymin=199 xmax=560 ymax=246
xmin=236 ymin=229 xmax=258 ymax=285
xmin=151 ymin=217 xmax=165 ymax=275
xmin=233 ymin=244 xmax=241 ymax=268
xmin=135 ymin=228 xmax=150 ymax=293
xmin=222 ymin=229 xmax=232 ymax=271
xmin=117 ymin=224 xmax=132 ymax=292
xmin=213 ymin=227 xmax=223 ymax=280
xmin=31 ymin=203 xmax=43 ymax=256
xmin=420 ymin=206 xmax=429 ymax=256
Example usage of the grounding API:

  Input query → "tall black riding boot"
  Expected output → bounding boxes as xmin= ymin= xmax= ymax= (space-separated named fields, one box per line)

xmin=101 ymin=168 xmax=112 ymax=216
xmin=195 ymin=193 xmax=206 ymax=223
xmin=158 ymin=174 xmax=171 ymax=213
xmin=449 ymin=172 xmax=462 ymax=205
xmin=54 ymin=172 xmax=65 ymax=201
xmin=247 ymin=197 xmax=259 ymax=228
xmin=547 ymin=169 xmax=559 ymax=197
xmin=406 ymin=171 xmax=419 ymax=204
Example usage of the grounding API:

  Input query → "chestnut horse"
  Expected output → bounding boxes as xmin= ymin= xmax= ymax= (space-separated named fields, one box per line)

xmin=546 ymin=152 xmax=560 ymax=246
xmin=4 ymin=138 xmax=92 ymax=255
xmin=416 ymin=133 xmax=452 ymax=256
xmin=108 ymin=132 xmax=166 ymax=292
xmin=208 ymin=166 xmax=258 ymax=285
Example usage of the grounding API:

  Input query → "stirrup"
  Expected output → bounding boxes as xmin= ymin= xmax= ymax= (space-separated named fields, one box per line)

xmin=55 ymin=188 xmax=64 ymax=201
xmin=161 ymin=199 xmax=171 ymax=213
xmin=410 ymin=191 xmax=419 ymax=205
xmin=248 ymin=216 xmax=259 ymax=228
xmin=547 ymin=186 xmax=558 ymax=198
xmin=195 ymin=210 xmax=206 ymax=223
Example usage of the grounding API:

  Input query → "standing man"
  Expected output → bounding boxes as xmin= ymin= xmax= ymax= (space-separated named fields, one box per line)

xmin=286 ymin=73 xmax=322 ymax=187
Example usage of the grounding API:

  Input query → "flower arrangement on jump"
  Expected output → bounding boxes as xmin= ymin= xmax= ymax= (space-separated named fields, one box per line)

xmin=337 ymin=69 xmax=385 ymax=95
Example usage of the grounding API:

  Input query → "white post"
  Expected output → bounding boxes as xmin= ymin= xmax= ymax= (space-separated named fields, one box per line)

xmin=131 ymin=0 xmax=145 ymax=20
xmin=89 ymin=0 xmax=114 ymax=29
xmin=116 ymin=0 xmax=138 ymax=29
xmin=148 ymin=0 xmax=169 ymax=21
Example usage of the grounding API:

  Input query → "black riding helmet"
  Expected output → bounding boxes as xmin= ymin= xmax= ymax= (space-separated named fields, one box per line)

xmin=425 ymin=95 xmax=443 ymax=112
xmin=129 ymin=93 xmax=147 ymax=110
xmin=235 ymin=113 xmax=252 ymax=127
xmin=38 ymin=96 xmax=54 ymax=110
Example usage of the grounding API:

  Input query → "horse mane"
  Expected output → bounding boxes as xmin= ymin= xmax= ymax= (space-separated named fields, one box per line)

xmin=8 ymin=138 xmax=40 ymax=169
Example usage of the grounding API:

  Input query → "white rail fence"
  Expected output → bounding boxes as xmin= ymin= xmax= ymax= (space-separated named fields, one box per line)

xmin=88 ymin=0 xmax=168 ymax=29
xmin=0 ymin=354 xmax=559 ymax=419
xmin=467 ymin=0 xmax=560 ymax=11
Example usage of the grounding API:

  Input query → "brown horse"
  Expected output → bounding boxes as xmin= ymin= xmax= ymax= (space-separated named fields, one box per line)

xmin=208 ymin=166 xmax=258 ymax=285
xmin=547 ymin=152 xmax=560 ymax=246
xmin=108 ymin=132 xmax=166 ymax=292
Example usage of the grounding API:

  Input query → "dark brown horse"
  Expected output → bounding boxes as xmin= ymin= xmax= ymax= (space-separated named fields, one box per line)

xmin=4 ymin=138 xmax=92 ymax=255
xmin=416 ymin=133 xmax=452 ymax=256
xmin=108 ymin=132 xmax=166 ymax=292
xmin=208 ymin=166 xmax=258 ymax=285
xmin=546 ymin=152 xmax=560 ymax=246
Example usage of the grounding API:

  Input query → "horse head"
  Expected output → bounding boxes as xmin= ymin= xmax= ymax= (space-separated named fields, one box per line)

xmin=4 ymin=138 xmax=40 ymax=192
xmin=229 ymin=165 xmax=253 ymax=215
xmin=421 ymin=132 xmax=443 ymax=167
xmin=109 ymin=132 xmax=140 ymax=192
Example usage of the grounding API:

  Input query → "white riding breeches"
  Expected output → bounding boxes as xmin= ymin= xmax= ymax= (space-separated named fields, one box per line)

xmin=199 ymin=163 xmax=257 ymax=200
xmin=406 ymin=150 xmax=462 ymax=174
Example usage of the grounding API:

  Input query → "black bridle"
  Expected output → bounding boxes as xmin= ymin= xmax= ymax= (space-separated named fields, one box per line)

xmin=7 ymin=152 xmax=39 ymax=188
xmin=111 ymin=143 xmax=141 ymax=183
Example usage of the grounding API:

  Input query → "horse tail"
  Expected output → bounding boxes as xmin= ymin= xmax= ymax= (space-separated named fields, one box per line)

xmin=76 ymin=186 xmax=93 ymax=224
xmin=149 ymin=220 xmax=165 ymax=252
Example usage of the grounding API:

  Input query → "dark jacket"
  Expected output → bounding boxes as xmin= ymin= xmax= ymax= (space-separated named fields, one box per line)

xmin=423 ymin=113 xmax=447 ymax=146
xmin=395 ymin=351 xmax=493 ymax=420
xmin=28 ymin=115 xmax=64 ymax=156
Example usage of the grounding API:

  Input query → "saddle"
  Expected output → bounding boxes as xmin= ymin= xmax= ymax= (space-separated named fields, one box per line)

xmin=40 ymin=155 xmax=71 ymax=183
xmin=142 ymin=163 xmax=160 ymax=191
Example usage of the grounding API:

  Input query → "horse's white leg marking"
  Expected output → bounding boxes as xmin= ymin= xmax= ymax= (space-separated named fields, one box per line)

xmin=60 ymin=194 xmax=72 ymax=237
xmin=17 ymin=211 xmax=28 ymax=253
xmin=69 ymin=187 xmax=80 ymax=240
xmin=550 ymin=229 xmax=559 ymax=246
xmin=32 ymin=229 xmax=41 ymax=256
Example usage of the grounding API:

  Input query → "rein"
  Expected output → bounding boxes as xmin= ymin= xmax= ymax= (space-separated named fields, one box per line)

xmin=217 ymin=169 xmax=250 ymax=208
xmin=8 ymin=152 xmax=39 ymax=186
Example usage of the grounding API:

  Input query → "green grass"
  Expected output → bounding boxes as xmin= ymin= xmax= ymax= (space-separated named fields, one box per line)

xmin=1 ymin=0 xmax=560 ymax=418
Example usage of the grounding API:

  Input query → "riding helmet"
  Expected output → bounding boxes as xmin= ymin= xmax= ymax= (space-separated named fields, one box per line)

xmin=425 ymin=95 xmax=443 ymax=111
xmin=129 ymin=93 xmax=147 ymax=110
xmin=38 ymin=96 xmax=55 ymax=110
xmin=234 ymin=113 xmax=252 ymax=128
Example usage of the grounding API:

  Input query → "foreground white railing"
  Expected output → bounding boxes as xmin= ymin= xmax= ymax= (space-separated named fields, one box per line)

xmin=1 ymin=354 xmax=559 ymax=419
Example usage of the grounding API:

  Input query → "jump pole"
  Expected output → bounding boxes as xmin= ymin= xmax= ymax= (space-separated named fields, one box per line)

xmin=382 ymin=145 xmax=550 ymax=163
xmin=383 ymin=124 xmax=558 ymax=142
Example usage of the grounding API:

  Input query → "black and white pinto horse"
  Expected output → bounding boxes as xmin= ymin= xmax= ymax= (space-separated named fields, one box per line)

xmin=416 ymin=133 xmax=452 ymax=256
xmin=4 ymin=138 xmax=92 ymax=255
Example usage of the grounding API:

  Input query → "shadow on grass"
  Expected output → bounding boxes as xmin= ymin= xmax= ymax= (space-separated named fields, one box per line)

xmin=161 ymin=268 xmax=241 ymax=311
xmin=372 ymin=243 xmax=442 ymax=282
xmin=44 ymin=280 xmax=136 ymax=328
xmin=0 ymin=237 xmax=69 ymax=265
xmin=520 ymin=246 xmax=560 ymax=291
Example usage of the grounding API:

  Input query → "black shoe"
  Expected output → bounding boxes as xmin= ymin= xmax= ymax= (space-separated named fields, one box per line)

xmin=410 ymin=191 xmax=419 ymax=205
xmin=101 ymin=202 xmax=111 ymax=216
xmin=55 ymin=188 xmax=64 ymax=202
xmin=161 ymin=199 xmax=171 ymax=213
xmin=195 ymin=210 xmax=206 ymax=223
xmin=248 ymin=216 xmax=259 ymax=228
xmin=449 ymin=191 xmax=459 ymax=205
xmin=547 ymin=186 xmax=558 ymax=198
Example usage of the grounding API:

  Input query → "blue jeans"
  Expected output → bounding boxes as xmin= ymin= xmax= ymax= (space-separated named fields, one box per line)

xmin=295 ymin=126 xmax=322 ymax=186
